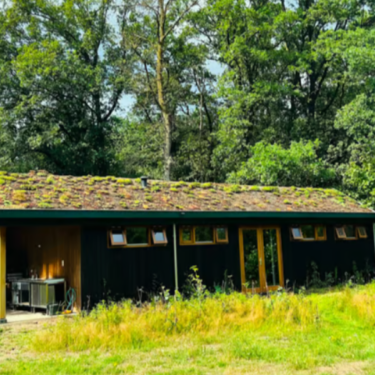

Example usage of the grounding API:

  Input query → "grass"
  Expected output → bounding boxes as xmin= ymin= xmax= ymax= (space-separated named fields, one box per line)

xmin=2 ymin=284 xmax=375 ymax=374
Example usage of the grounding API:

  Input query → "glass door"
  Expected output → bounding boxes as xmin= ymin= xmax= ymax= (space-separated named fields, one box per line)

xmin=239 ymin=227 xmax=283 ymax=292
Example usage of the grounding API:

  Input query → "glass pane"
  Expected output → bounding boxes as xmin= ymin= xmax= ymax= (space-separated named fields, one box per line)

xmin=154 ymin=231 xmax=165 ymax=242
xmin=242 ymin=230 xmax=260 ymax=288
xmin=263 ymin=229 xmax=280 ymax=287
xmin=195 ymin=227 xmax=213 ymax=243
xmin=301 ymin=225 xmax=315 ymax=239
xmin=217 ymin=227 xmax=227 ymax=241
xmin=127 ymin=227 xmax=149 ymax=245
xmin=358 ymin=227 xmax=367 ymax=237
xmin=291 ymin=227 xmax=302 ymax=239
xmin=336 ymin=227 xmax=345 ymax=238
xmin=344 ymin=225 xmax=356 ymax=238
xmin=182 ymin=228 xmax=192 ymax=242
xmin=316 ymin=226 xmax=325 ymax=238
xmin=112 ymin=232 xmax=125 ymax=244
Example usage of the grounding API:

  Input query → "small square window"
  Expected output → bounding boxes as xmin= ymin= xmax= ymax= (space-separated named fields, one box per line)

xmin=216 ymin=227 xmax=228 ymax=243
xmin=301 ymin=225 xmax=315 ymax=240
xmin=335 ymin=227 xmax=346 ymax=239
xmin=152 ymin=228 xmax=168 ymax=244
xmin=110 ymin=229 xmax=126 ymax=246
xmin=195 ymin=226 xmax=214 ymax=243
xmin=357 ymin=226 xmax=367 ymax=239
xmin=315 ymin=226 xmax=326 ymax=240
xmin=344 ymin=225 xmax=356 ymax=239
xmin=126 ymin=227 xmax=149 ymax=246
xmin=181 ymin=227 xmax=193 ymax=244
xmin=291 ymin=227 xmax=303 ymax=240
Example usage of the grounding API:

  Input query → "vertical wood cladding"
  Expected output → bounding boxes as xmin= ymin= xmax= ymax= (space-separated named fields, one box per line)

xmin=81 ymin=227 xmax=175 ymax=305
xmin=281 ymin=224 xmax=375 ymax=286
xmin=7 ymin=226 xmax=81 ymax=309
xmin=81 ymin=225 xmax=242 ymax=305
xmin=81 ymin=220 xmax=375 ymax=305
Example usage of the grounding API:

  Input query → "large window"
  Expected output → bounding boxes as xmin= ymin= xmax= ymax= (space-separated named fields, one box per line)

xmin=290 ymin=225 xmax=326 ymax=241
xmin=335 ymin=225 xmax=367 ymax=240
xmin=108 ymin=227 xmax=168 ymax=248
xmin=180 ymin=226 xmax=229 ymax=245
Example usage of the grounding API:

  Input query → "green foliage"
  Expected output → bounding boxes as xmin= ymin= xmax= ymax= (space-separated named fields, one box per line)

xmin=0 ymin=0 xmax=127 ymax=175
xmin=229 ymin=141 xmax=337 ymax=187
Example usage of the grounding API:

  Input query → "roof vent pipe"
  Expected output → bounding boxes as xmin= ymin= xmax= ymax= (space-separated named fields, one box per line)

xmin=141 ymin=176 xmax=148 ymax=188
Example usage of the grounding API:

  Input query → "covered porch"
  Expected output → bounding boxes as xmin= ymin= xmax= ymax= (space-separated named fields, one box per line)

xmin=1 ymin=226 xmax=81 ymax=323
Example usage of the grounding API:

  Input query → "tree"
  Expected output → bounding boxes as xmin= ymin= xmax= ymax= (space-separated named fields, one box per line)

xmin=0 ymin=0 xmax=129 ymax=175
xmin=228 ymin=140 xmax=337 ymax=187
xmin=193 ymin=0 xmax=369 ymax=176
xmin=122 ymin=0 xmax=214 ymax=180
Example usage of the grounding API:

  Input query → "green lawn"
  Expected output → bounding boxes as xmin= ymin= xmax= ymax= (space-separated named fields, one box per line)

xmin=2 ymin=285 xmax=375 ymax=374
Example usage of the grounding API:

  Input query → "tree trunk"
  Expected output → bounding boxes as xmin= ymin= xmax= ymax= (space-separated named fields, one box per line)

xmin=156 ymin=0 xmax=172 ymax=181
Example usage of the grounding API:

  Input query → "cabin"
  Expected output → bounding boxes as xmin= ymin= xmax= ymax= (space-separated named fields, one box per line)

xmin=1 ymin=170 xmax=375 ymax=323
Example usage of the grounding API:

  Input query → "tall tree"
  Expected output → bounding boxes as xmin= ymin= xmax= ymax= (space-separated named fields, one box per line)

xmin=122 ymin=0 xmax=213 ymax=180
xmin=0 ymin=0 xmax=129 ymax=175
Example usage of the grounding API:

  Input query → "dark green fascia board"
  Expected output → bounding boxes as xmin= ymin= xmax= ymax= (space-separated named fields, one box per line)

xmin=0 ymin=210 xmax=374 ymax=220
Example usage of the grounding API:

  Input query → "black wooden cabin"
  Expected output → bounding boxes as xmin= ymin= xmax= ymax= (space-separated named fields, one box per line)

xmin=1 ymin=172 xmax=375 ymax=322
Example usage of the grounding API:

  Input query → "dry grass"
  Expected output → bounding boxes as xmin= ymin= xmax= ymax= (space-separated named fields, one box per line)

xmin=2 ymin=284 xmax=375 ymax=374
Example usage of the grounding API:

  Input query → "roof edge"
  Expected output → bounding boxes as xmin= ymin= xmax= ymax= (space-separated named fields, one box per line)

xmin=0 ymin=210 xmax=374 ymax=220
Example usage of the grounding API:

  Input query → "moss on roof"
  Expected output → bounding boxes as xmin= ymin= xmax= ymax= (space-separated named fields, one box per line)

xmin=0 ymin=170 xmax=370 ymax=213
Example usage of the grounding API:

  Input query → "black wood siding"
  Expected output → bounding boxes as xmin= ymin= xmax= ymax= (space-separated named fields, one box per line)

xmin=176 ymin=225 xmax=241 ymax=291
xmin=281 ymin=224 xmax=375 ymax=286
xmin=81 ymin=226 xmax=175 ymax=305
xmin=81 ymin=219 xmax=375 ymax=305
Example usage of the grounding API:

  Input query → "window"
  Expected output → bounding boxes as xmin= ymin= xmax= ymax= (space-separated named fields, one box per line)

xmin=301 ymin=225 xmax=315 ymax=240
xmin=152 ymin=228 xmax=168 ymax=244
xmin=126 ymin=227 xmax=149 ymax=246
xmin=358 ymin=226 xmax=368 ymax=239
xmin=291 ymin=227 xmax=303 ymax=240
xmin=216 ymin=227 xmax=229 ymax=243
xmin=108 ymin=227 xmax=168 ymax=248
xmin=335 ymin=225 xmax=363 ymax=240
xmin=315 ymin=226 xmax=326 ymax=240
xmin=335 ymin=227 xmax=346 ymax=239
xmin=181 ymin=227 xmax=193 ymax=244
xmin=109 ymin=229 xmax=126 ymax=246
xmin=291 ymin=225 xmax=326 ymax=241
xmin=195 ymin=226 xmax=214 ymax=243
xmin=179 ymin=226 xmax=229 ymax=245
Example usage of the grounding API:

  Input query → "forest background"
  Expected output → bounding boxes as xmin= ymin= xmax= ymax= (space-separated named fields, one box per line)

xmin=1 ymin=0 xmax=375 ymax=206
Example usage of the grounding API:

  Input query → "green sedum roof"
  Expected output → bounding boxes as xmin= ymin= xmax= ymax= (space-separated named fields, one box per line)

xmin=0 ymin=170 xmax=370 ymax=214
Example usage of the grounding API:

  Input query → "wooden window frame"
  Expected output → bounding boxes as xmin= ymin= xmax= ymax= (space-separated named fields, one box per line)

xmin=151 ymin=228 xmax=168 ymax=245
xmin=108 ymin=226 xmax=169 ymax=248
xmin=290 ymin=227 xmax=303 ymax=240
xmin=125 ymin=227 xmax=151 ymax=248
xmin=194 ymin=226 xmax=215 ymax=244
xmin=180 ymin=226 xmax=194 ymax=245
xmin=109 ymin=228 xmax=127 ymax=246
xmin=315 ymin=226 xmax=327 ymax=241
xmin=335 ymin=225 xmax=358 ymax=240
xmin=179 ymin=226 xmax=229 ymax=246
xmin=335 ymin=227 xmax=346 ymax=239
xmin=357 ymin=226 xmax=368 ymax=239
xmin=215 ymin=227 xmax=229 ymax=244
xmin=290 ymin=225 xmax=327 ymax=241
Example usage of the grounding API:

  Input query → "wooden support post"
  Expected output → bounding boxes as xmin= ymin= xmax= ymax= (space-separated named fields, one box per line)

xmin=0 ymin=227 xmax=6 ymax=323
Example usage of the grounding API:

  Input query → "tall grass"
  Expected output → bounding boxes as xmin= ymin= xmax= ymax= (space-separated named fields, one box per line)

xmin=29 ymin=283 xmax=375 ymax=357
xmin=31 ymin=291 xmax=320 ymax=352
